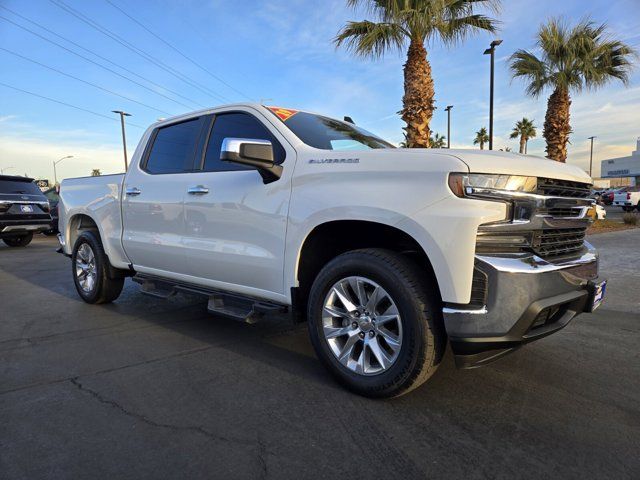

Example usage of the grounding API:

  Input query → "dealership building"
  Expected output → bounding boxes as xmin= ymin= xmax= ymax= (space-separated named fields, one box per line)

xmin=599 ymin=138 xmax=640 ymax=186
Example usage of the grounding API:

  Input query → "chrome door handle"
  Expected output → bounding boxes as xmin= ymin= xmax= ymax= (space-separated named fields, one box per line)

xmin=187 ymin=185 xmax=209 ymax=195
xmin=126 ymin=187 xmax=141 ymax=196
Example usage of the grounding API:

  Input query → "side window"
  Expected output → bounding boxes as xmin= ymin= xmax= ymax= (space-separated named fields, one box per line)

xmin=145 ymin=117 xmax=204 ymax=174
xmin=203 ymin=112 xmax=285 ymax=172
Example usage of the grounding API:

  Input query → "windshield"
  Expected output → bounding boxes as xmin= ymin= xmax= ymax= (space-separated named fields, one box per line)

xmin=266 ymin=107 xmax=394 ymax=150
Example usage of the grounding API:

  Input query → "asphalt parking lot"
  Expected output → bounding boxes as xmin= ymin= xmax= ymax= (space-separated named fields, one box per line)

xmin=1 ymin=232 xmax=639 ymax=479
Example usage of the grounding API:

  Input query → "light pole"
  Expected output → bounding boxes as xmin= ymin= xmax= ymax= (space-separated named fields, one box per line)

xmin=53 ymin=155 xmax=73 ymax=185
xmin=483 ymin=39 xmax=502 ymax=151
xmin=588 ymin=136 xmax=596 ymax=177
xmin=112 ymin=110 xmax=132 ymax=171
xmin=1 ymin=166 xmax=15 ymax=174
xmin=444 ymin=105 xmax=453 ymax=148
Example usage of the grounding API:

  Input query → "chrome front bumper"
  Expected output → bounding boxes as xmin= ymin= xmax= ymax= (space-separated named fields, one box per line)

xmin=444 ymin=241 xmax=601 ymax=368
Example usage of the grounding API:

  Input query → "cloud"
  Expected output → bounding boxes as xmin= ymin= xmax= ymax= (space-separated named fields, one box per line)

xmin=0 ymin=134 xmax=125 ymax=181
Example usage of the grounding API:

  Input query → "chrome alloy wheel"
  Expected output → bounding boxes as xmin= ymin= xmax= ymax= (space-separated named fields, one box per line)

xmin=75 ymin=243 xmax=97 ymax=293
xmin=322 ymin=276 xmax=403 ymax=376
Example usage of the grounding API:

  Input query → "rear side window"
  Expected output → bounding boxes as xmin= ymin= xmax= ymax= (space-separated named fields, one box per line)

xmin=203 ymin=112 xmax=285 ymax=172
xmin=0 ymin=179 xmax=43 ymax=195
xmin=145 ymin=118 xmax=204 ymax=174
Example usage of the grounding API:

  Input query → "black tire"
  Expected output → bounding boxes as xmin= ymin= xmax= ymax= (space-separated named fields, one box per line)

xmin=623 ymin=207 xmax=633 ymax=212
xmin=2 ymin=232 xmax=33 ymax=247
xmin=71 ymin=230 xmax=124 ymax=304
xmin=307 ymin=248 xmax=445 ymax=398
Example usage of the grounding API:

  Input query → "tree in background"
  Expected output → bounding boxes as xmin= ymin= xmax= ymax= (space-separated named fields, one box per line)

xmin=429 ymin=132 xmax=446 ymax=148
xmin=335 ymin=0 xmax=499 ymax=148
xmin=91 ymin=169 xmax=101 ymax=177
xmin=473 ymin=127 xmax=489 ymax=150
xmin=510 ymin=18 xmax=635 ymax=162
xmin=510 ymin=117 xmax=537 ymax=154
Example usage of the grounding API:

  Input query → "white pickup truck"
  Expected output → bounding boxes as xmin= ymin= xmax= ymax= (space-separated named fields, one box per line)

xmin=613 ymin=186 xmax=640 ymax=211
xmin=58 ymin=104 xmax=606 ymax=397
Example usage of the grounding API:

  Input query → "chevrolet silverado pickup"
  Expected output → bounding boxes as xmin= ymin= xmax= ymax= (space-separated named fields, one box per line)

xmin=58 ymin=104 xmax=606 ymax=397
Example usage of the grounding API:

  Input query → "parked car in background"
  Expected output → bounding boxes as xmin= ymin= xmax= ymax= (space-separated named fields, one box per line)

xmin=601 ymin=187 xmax=628 ymax=205
xmin=0 ymin=175 xmax=52 ymax=247
xmin=57 ymin=103 xmax=605 ymax=397
xmin=613 ymin=186 xmax=640 ymax=211
xmin=42 ymin=186 xmax=60 ymax=235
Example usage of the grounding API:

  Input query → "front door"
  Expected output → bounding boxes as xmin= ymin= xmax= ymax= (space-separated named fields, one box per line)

xmin=183 ymin=110 xmax=294 ymax=298
xmin=122 ymin=116 xmax=207 ymax=275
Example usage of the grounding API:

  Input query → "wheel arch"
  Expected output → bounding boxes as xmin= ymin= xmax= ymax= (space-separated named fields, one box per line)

xmin=291 ymin=219 xmax=442 ymax=320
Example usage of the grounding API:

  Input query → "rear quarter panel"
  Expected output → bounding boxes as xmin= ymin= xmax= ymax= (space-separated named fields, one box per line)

xmin=59 ymin=174 xmax=129 ymax=268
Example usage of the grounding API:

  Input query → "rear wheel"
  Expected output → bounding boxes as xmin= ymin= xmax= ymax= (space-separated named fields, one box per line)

xmin=307 ymin=248 xmax=445 ymax=398
xmin=72 ymin=231 xmax=124 ymax=304
xmin=2 ymin=233 xmax=33 ymax=247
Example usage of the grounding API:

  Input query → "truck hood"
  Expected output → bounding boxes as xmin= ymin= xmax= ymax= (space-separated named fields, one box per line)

xmin=440 ymin=149 xmax=592 ymax=184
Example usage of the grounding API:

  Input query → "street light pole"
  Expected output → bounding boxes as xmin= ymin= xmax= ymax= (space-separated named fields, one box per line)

xmin=112 ymin=110 xmax=132 ymax=171
xmin=444 ymin=105 xmax=453 ymax=148
xmin=588 ymin=136 xmax=596 ymax=177
xmin=483 ymin=40 xmax=502 ymax=151
xmin=53 ymin=155 xmax=73 ymax=185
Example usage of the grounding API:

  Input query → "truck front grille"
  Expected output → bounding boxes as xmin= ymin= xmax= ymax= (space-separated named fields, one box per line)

xmin=537 ymin=178 xmax=591 ymax=198
xmin=531 ymin=228 xmax=587 ymax=258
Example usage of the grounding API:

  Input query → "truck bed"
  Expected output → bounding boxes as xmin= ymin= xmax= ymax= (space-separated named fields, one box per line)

xmin=59 ymin=174 xmax=128 ymax=267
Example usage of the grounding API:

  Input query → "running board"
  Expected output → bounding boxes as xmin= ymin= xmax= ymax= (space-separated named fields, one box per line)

xmin=132 ymin=274 xmax=287 ymax=323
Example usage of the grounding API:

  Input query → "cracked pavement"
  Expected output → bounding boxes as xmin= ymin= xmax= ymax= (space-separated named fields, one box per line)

xmin=1 ymin=234 xmax=639 ymax=479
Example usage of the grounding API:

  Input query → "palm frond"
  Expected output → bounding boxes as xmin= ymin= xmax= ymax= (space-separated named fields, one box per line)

xmin=509 ymin=50 xmax=549 ymax=97
xmin=334 ymin=20 xmax=407 ymax=58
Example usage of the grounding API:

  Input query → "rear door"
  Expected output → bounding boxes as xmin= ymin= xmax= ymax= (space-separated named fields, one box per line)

xmin=122 ymin=116 xmax=208 ymax=275
xmin=182 ymin=109 xmax=294 ymax=298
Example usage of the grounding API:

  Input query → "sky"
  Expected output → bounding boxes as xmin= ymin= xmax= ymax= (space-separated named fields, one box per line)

xmin=1 ymin=0 xmax=639 ymax=182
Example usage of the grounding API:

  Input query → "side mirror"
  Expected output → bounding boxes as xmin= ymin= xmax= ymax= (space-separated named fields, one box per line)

xmin=220 ymin=138 xmax=282 ymax=183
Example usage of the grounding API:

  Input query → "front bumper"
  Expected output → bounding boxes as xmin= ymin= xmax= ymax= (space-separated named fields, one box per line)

xmin=443 ymin=241 xmax=602 ymax=368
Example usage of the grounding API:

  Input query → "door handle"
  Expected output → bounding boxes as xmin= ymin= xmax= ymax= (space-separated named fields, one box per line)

xmin=187 ymin=185 xmax=210 ymax=195
xmin=126 ymin=187 xmax=142 ymax=196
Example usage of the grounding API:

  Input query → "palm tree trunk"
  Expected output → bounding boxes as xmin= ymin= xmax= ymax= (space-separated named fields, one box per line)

xmin=519 ymin=135 xmax=526 ymax=154
xmin=401 ymin=38 xmax=433 ymax=148
xmin=543 ymin=87 xmax=571 ymax=162
xmin=480 ymin=141 xmax=484 ymax=150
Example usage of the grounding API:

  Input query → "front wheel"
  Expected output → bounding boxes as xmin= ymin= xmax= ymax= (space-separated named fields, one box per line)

xmin=2 ymin=233 xmax=33 ymax=247
xmin=307 ymin=249 xmax=445 ymax=398
xmin=72 ymin=231 xmax=124 ymax=304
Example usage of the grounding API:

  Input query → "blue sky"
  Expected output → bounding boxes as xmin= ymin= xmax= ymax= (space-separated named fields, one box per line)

xmin=1 ymin=0 xmax=639 ymax=181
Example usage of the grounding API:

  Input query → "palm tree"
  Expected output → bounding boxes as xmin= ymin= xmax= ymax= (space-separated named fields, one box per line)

xmin=91 ymin=169 xmax=101 ymax=177
xmin=429 ymin=132 xmax=446 ymax=148
xmin=510 ymin=18 xmax=636 ymax=162
xmin=473 ymin=127 xmax=489 ymax=150
xmin=335 ymin=0 xmax=499 ymax=148
xmin=510 ymin=117 xmax=537 ymax=154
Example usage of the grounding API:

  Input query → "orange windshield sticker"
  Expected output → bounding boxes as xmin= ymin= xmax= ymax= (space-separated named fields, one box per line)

xmin=268 ymin=106 xmax=299 ymax=122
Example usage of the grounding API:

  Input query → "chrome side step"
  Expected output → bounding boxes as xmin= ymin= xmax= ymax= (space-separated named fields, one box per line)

xmin=132 ymin=274 xmax=287 ymax=323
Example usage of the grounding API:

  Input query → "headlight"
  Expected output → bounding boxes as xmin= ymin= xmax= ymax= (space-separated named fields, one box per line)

xmin=449 ymin=173 xmax=537 ymax=198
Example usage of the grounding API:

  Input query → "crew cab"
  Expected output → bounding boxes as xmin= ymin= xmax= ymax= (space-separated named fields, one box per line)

xmin=613 ymin=186 xmax=640 ymax=211
xmin=0 ymin=175 xmax=52 ymax=247
xmin=57 ymin=104 xmax=606 ymax=397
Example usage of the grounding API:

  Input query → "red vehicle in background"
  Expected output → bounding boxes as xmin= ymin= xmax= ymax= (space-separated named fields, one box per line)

xmin=601 ymin=187 xmax=629 ymax=205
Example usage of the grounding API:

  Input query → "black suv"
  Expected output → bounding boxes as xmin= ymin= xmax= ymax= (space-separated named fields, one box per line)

xmin=0 ymin=175 xmax=52 ymax=247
